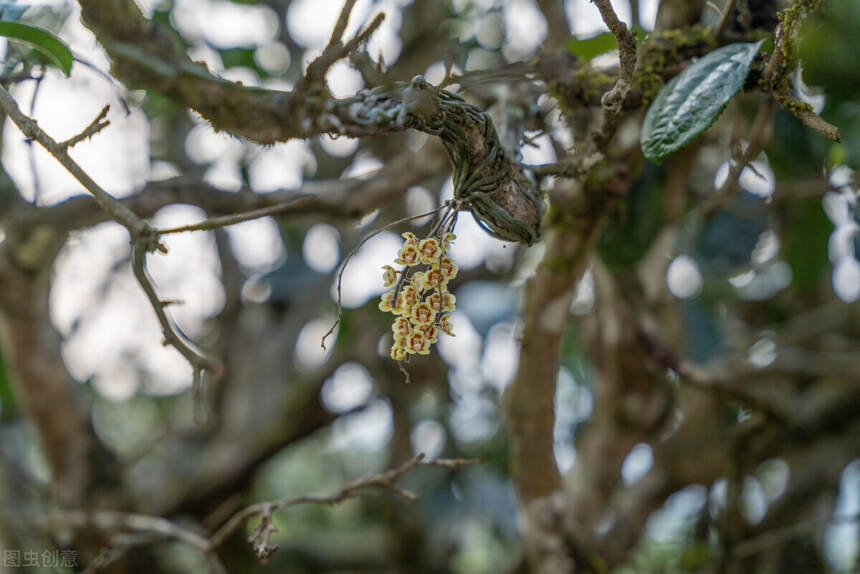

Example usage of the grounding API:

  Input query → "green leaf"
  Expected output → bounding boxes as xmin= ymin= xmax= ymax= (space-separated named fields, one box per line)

xmin=0 ymin=20 xmax=73 ymax=75
xmin=566 ymin=28 xmax=647 ymax=61
xmin=566 ymin=32 xmax=618 ymax=61
xmin=641 ymin=40 xmax=765 ymax=164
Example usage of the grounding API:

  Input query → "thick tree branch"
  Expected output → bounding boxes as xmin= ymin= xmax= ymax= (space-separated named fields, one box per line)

xmin=505 ymin=171 xmax=627 ymax=504
xmin=35 ymin=145 xmax=448 ymax=234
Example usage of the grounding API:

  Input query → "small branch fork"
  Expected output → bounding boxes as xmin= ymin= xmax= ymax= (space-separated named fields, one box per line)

xmin=635 ymin=324 xmax=794 ymax=423
xmin=0 ymin=84 xmax=220 ymax=407
xmin=0 ymin=0 xmax=394 ymax=414
xmin=59 ymin=104 xmax=110 ymax=151
xmin=302 ymin=0 xmax=385 ymax=89
xmin=39 ymin=454 xmax=478 ymax=570
xmin=763 ymin=0 xmax=840 ymax=142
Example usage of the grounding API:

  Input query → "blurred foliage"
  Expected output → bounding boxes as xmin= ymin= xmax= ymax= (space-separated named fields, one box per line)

xmin=799 ymin=0 xmax=860 ymax=100
xmin=0 ymin=347 xmax=15 ymax=420
xmin=565 ymin=27 xmax=647 ymax=61
xmin=0 ymin=0 xmax=858 ymax=573
xmin=598 ymin=162 xmax=666 ymax=270
xmin=782 ymin=195 xmax=831 ymax=291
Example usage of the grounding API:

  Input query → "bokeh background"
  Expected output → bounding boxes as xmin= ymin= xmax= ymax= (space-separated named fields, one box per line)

xmin=0 ymin=0 xmax=858 ymax=572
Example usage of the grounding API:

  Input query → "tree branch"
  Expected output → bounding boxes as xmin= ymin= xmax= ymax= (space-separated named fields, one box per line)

xmin=0 ymin=86 xmax=145 ymax=234
xmin=41 ymin=455 xmax=478 ymax=568
xmin=208 ymin=453 xmax=477 ymax=559
xmin=0 ymin=84 xmax=221 ymax=403
xmin=589 ymin=0 xmax=638 ymax=148
xmin=59 ymin=104 xmax=111 ymax=151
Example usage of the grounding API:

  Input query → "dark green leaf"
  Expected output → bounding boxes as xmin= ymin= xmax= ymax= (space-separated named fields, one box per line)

xmin=0 ymin=20 xmax=73 ymax=75
xmin=641 ymin=40 xmax=765 ymax=164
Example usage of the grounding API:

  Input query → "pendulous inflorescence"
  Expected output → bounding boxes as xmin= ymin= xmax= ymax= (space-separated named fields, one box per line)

xmin=380 ymin=231 xmax=458 ymax=361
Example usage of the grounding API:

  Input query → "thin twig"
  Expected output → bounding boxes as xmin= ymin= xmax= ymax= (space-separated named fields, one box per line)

xmin=36 ymin=511 xmax=227 ymax=574
xmin=713 ymin=0 xmax=736 ymax=40
xmin=157 ymin=196 xmax=318 ymax=235
xmin=0 ymin=83 xmax=222 ymax=408
xmin=773 ymin=94 xmax=840 ymax=142
xmin=635 ymin=324 xmax=794 ymax=423
xmin=39 ymin=455 xmax=477 ymax=568
xmin=589 ymin=0 xmax=637 ymax=148
xmin=60 ymin=105 xmax=111 ymax=151
xmin=320 ymin=204 xmax=448 ymax=350
xmin=329 ymin=0 xmax=358 ymax=47
xmin=131 ymin=244 xmax=220 ymax=378
xmin=305 ymin=0 xmax=384 ymax=83
xmin=208 ymin=453 xmax=479 ymax=553
xmin=73 ymin=56 xmax=132 ymax=114
xmin=527 ymin=152 xmax=605 ymax=179
xmin=732 ymin=512 xmax=860 ymax=560
xmin=0 ymin=84 xmax=145 ymax=234
xmin=28 ymin=75 xmax=43 ymax=203
xmin=701 ymin=96 xmax=775 ymax=217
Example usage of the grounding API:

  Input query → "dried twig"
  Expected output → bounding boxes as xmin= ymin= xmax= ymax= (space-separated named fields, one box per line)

xmin=0 ymin=84 xmax=222 ymax=411
xmin=38 ymin=454 xmax=477 ymax=568
xmin=773 ymin=94 xmax=841 ymax=142
xmin=208 ymin=453 xmax=478 ymax=557
xmin=156 ymin=196 xmax=318 ymax=235
xmin=0 ymin=85 xmax=145 ymax=234
xmin=701 ymin=96 xmax=775 ymax=217
xmin=131 ymin=245 xmax=220 ymax=381
xmin=635 ymin=323 xmax=794 ymax=423
xmin=304 ymin=0 xmax=385 ymax=85
xmin=763 ymin=0 xmax=840 ymax=142
xmin=589 ymin=0 xmax=637 ymax=148
xmin=59 ymin=104 xmax=111 ymax=151
xmin=37 ymin=510 xmax=227 ymax=574
xmin=320 ymin=204 xmax=447 ymax=350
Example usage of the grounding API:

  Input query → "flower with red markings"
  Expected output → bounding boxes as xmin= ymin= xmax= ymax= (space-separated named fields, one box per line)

xmin=401 ymin=285 xmax=418 ymax=309
xmin=392 ymin=316 xmax=411 ymax=340
xmin=378 ymin=291 xmax=395 ymax=312
xmin=411 ymin=301 xmax=436 ymax=325
xmin=419 ymin=324 xmax=438 ymax=343
xmin=440 ymin=256 xmax=458 ymax=280
xmin=405 ymin=330 xmax=431 ymax=355
xmin=425 ymin=267 xmax=445 ymax=290
xmin=382 ymin=265 xmax=398 ymax=288
xmin=418 ymin=238 xmax=442 ymax=264
xmin=410 ymin=271 xmax=428 ymax=293
xmin=390 ymin=342 xmax=407 ymax=361
xmin=395 ymin=244 xmax=420 ymax=266
xmin=427 ymin=292 xmax=442 ymax=313
xmin=439 ymin=313 xmax=455 ymax=336
xmin=379 ymin=231 xmax=458 ymax=363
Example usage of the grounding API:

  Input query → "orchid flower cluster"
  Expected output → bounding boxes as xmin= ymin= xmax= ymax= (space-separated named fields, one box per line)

xmin=380 ymin=231 xmax=458 ymax=361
